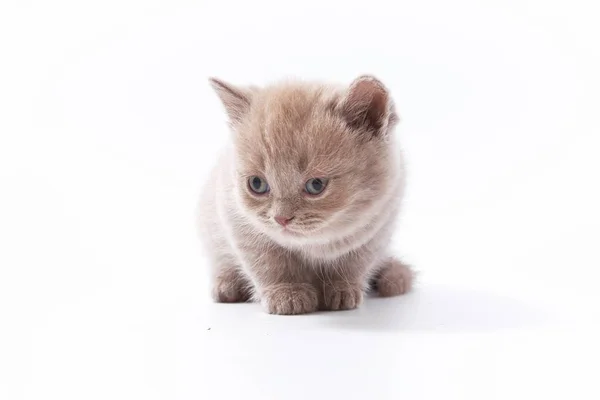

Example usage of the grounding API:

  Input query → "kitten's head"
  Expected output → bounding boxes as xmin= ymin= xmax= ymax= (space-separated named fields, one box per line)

xmin=210 ymin=76 xmax=400 ymax=243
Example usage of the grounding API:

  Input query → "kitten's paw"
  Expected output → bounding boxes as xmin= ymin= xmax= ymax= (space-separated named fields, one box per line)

xmin=375 ymin=257 xmax=414 ymax=297
xmin=322 ymin=282 xmax=364 ymax=311
xmin=261 ymin=283 xmax=319 ymax=315
xmin=212 ymin=273 xmax=251 ymax=303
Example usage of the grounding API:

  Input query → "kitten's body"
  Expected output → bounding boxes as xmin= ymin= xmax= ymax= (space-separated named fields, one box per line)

xmin=199 ymin=76 xmax=413 ymax=314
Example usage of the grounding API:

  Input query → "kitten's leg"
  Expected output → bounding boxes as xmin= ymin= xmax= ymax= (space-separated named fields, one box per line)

xmin=212 ymin=263 xmax=253 ymax=303
xmin=320 ymin=279 xmax=364 ymax=311
xmin=371 ymin=257 xmax=414 ymax=297
xmin=244 ymin=248 xmax=319 ymax=315
xmin=319 ymin=253 xmax=372 ymax=311
xmin=261 ymin=282 xmax=319 ymax=315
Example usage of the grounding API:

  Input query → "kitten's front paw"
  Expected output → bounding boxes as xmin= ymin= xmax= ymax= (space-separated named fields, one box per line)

xmin=212 ymin=272 xmax=251 ymax=303
xmin=261 ymin=283 xmax=319 ymax=315
xmin=322 ymin=282 xmax=364 ymax=311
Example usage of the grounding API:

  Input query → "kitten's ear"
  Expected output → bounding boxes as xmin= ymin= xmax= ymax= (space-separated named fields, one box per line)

xmin=341 ymin=75 xmax=398 ymax=137
xmin=209 ymin=77 xmax=254 ymax=126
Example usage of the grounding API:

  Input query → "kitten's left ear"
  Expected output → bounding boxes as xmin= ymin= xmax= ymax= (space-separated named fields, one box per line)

xmin=209 ymin=77 xmax=255 ymax=126
xmin=341 ymin=75 xmax=398 ymax=137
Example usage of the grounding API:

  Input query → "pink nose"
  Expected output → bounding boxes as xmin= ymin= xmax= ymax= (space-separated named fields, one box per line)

xmin=274 ymin=216 xmax=294 ymax=226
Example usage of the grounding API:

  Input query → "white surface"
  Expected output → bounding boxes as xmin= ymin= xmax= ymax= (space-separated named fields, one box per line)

xmin=1 ymin=1 xmax=599 ymax=399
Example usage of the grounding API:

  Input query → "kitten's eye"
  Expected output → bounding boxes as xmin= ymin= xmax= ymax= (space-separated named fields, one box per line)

xmin=248 ymin=176 xmax=269 ymax=194
xmin=305 ymin=178 xmax=328 ymax=195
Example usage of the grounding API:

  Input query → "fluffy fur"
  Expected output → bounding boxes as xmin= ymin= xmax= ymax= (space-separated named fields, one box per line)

xmin=198 ymin=75 xmax=413 ymax=315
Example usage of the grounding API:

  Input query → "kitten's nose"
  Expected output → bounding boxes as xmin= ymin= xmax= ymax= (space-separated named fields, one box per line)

xmin=274 ymin=215 xmax=294 ymax=227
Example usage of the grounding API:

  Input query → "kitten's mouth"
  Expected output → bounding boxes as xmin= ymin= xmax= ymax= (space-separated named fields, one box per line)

xmin=279 ymin=224 xmax=323 ymax=237
xmin=280 ymin=226 xmax=301 ymax=236
xmin=275 ymin=224 xmax=309 ymax=236
xmin=266 ymin=220 xmax=321 ymax=237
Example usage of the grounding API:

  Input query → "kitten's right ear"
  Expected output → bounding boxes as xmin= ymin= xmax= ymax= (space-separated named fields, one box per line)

xmin=209 ymin=78 xmax=254 ymax=126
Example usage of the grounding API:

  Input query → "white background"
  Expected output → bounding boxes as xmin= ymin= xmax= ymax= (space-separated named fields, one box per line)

xmin=1 ymin=0 xmax=599 ymax=399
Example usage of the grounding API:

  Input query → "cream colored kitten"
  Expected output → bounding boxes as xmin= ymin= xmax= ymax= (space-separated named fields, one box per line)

xmin=198 ymin=75 xmax=413 ymax=315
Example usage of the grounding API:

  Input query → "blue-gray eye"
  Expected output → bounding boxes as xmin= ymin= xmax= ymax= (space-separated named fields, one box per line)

xmin=248 ymin=176 xmax=269 ymax=194
xmin=305 ymin=178 xmax=327 ymax=195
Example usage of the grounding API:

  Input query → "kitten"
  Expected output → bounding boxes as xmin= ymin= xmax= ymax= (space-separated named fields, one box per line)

xmin=198 ymin=75 xmax=413 ymax=315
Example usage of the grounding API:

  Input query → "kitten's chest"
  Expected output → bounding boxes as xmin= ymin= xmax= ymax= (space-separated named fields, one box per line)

xmin=294 ymin=240 xmax=359 ymax=265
